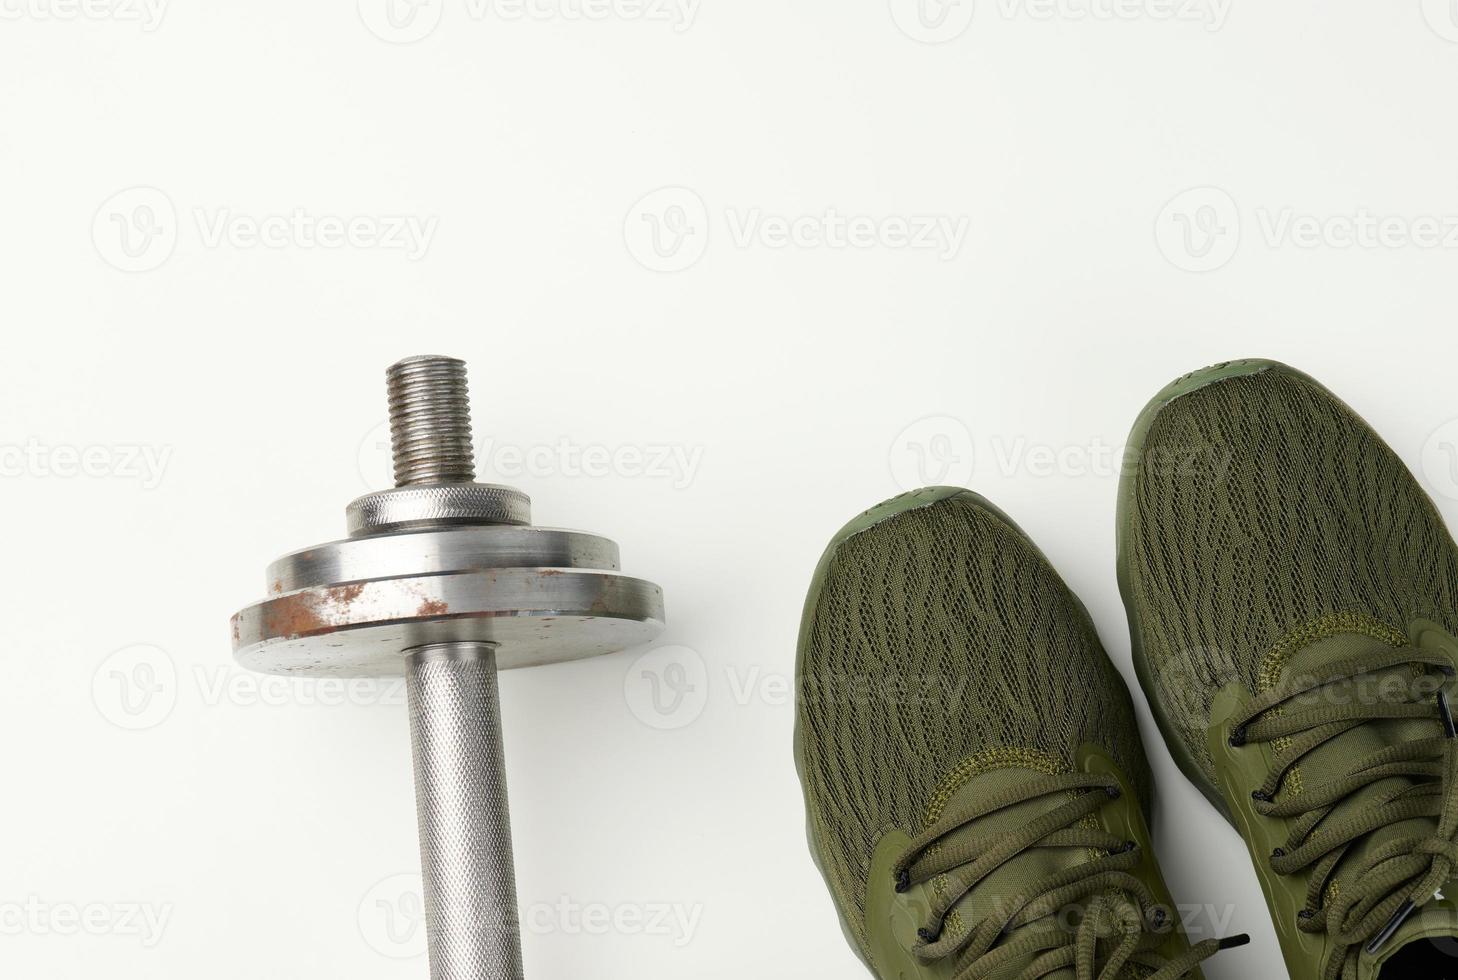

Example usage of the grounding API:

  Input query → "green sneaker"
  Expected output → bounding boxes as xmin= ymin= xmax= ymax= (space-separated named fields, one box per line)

xmin=1118 ymin=359 xmax=1458 ymax=980
xmin=796 ymin=486 xmax=1245 ymax=979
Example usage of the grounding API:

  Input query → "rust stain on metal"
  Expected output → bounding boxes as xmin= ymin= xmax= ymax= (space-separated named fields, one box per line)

xmin=262 ymin=582 xmax=370 ymax=639
xmin=262 ymin=594 xmax=327 ymax=639
xmin=417 ymin=598 xmax=450 ymax=617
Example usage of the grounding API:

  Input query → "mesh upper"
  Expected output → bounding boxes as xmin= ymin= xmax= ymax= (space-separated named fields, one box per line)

xmin=1123 ymin=365 xmax=1458 ymax=782
xmin=796 ymin=492 xmax=1152 ymax=954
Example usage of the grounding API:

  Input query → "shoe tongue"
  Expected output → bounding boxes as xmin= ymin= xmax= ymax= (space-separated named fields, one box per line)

xmin=1277 ymin=632 xmax=1451 ymax=976
xmin=930 ymin=766 xmax=1096 ymax=979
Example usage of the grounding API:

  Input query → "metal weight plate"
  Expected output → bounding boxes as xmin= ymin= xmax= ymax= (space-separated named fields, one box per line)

xmin=232 ymin=567 xmax=665 ymax=677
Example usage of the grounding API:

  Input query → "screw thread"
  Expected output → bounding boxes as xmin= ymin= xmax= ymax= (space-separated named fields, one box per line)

xmin=387 ymin=355 xmax=477 ymax=487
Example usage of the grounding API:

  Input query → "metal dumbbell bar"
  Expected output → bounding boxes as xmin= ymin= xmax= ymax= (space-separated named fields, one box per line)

xmin=231 ymin=356 xmax=666 ymax=978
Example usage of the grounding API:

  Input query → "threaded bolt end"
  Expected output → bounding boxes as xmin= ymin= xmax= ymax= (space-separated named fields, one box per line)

xmin=387 ymin=355 xmax=477 ymax=487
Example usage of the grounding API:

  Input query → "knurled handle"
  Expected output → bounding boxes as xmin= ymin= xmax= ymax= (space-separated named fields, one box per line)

xmin=406 ymin=643 xmax=525 ymax=980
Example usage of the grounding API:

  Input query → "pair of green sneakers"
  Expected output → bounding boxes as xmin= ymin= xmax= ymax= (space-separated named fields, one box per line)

xmin=795 ymin=359 xmax=1458 ymax=980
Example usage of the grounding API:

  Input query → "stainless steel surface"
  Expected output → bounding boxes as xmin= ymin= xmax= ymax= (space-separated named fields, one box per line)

xmin=407 ymin=643 xmax=525 ymax=980
xmin=347 ymin=484 xmax=532 ymax=536
xmin=267 ymin=526 xmax=621 ymax=593
xmin=234 ymin=568 xmax=665 ymax=676
xmin=388 ymin=356 xmax=478 ymax=486
xmin=231 ymin=354 xmax=665 ymax=979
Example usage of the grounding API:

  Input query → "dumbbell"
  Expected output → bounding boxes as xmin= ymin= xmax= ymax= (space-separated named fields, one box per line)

xmin=231 ymin=355 xmax=666 ymax=979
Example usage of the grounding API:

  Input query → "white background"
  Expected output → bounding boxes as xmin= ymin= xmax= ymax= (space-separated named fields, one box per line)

xmin=3 ymin=1 xmax=1458 ymax=977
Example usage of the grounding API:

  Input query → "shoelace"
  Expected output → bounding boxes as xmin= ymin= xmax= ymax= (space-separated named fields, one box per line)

xmin=1229 ymin=645 xmax=1458 ymax=979
xmin=890 ymin=772 xmax=1247 ymax=980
